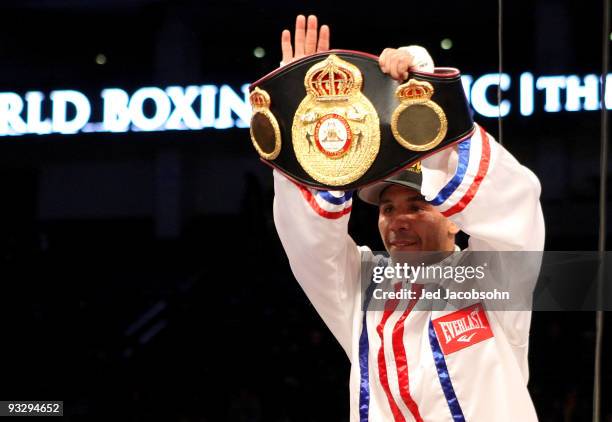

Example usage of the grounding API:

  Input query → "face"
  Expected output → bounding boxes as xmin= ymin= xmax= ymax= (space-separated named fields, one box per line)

xmin=378 ymin=184 xmax=458 ymax=253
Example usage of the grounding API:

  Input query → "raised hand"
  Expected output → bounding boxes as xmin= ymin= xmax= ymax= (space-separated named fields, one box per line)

xmin=281 ymin=15 xmax=330 ymax=65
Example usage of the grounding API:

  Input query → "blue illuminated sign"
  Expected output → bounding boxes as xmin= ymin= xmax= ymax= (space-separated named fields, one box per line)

xmin=462 ymin=72 xmax=607 ymax=118
xmin=0 ymin=84 xmax=251 ymax=136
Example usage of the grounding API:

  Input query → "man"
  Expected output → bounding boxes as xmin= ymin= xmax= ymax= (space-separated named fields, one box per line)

xmin=273 ymin=15 xmax=545 ymax=421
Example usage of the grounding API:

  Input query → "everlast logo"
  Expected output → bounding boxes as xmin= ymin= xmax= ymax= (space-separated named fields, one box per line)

xmin=432 ymin=303 xmax=494 ymax=355
xmin=439 ymin=309 xmax=486 ymax=343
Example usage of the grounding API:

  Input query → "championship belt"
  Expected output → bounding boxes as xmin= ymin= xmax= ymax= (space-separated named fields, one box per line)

xmin=248 ymin=50 xmax=475 ymax=190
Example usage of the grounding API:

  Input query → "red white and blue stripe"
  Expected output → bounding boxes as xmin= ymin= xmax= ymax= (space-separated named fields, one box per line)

xmin=359 ymin=260 xmax=424 ymax=422
xmin=428 ymin=320 xmax=466 ymax=421
xmin=297 ymin=185 xmax=353 ymax=219
xmin=429 ymin=125 xmax=491 ymax=217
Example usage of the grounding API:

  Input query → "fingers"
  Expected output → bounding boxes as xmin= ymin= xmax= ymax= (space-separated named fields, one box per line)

xmin=281 ymin=14 xmax=329 ymax=65
xmin=395 ymin=53 xmax=411 ymax=80
xmin=304 ymin=15 xmax=318 ymax=55
xmin=379 ymin=48 xmax=393 ymax=73
xmin=317 ymin=24 xmax=330 ymax=52
xmin=379 ymin=48 xmax=413 ymax=81
xmin=294 ymin=14 xmax=306 ymax=58
xmin=281 ymin=29 xmax=293 ymax=64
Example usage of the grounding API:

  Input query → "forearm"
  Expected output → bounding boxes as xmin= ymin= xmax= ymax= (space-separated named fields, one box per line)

xmin=421 ymin=125 xmax=545 ymax=251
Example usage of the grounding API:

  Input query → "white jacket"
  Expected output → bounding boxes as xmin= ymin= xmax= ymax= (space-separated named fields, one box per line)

xmin=273 ymin=124 xmax=545 ymax=421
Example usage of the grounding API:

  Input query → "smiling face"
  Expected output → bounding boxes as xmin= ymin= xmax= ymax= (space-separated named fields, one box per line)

xmin=378 ymin=184 xmax=458 ymax=253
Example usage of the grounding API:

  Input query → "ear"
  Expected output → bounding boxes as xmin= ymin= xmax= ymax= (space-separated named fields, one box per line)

xmin=447 ymin=220 xmax=460 ymax=236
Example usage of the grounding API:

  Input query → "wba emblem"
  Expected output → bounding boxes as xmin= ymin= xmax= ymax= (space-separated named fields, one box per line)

xmin=432 ymin=303 xmax=494 ymax=355
xmin=292 ymin=54 xmax=380 ymax=186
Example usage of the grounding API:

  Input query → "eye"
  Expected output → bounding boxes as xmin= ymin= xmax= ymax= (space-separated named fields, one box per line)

xmin=410 ymin=204 xmax=423 ymax=213
xmin=381 ymin=204 xmax=393 ymax=215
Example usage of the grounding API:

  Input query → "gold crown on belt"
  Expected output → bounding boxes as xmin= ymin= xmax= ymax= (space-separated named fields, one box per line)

xmin=249 ymin=87 xmax=271 ymax=109
xmin=396 ymin=79 xmax=435 ymax=101
xmin=304 ymin=54 xmax=363 ymax=101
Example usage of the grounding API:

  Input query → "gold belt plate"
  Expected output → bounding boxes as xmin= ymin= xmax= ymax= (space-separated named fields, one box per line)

xmin=292 ymin=54 xmax=380 ymax=186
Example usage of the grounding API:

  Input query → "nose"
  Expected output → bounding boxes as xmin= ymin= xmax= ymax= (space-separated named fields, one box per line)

xmin=389 ymin=212 xmax=413 ymax=232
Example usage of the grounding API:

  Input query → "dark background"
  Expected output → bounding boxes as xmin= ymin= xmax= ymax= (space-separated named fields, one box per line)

xmin=0 ymin=0 xmax=609 ymax=420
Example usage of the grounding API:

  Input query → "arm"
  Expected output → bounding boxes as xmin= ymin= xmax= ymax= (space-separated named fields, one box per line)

xmin=380 ymin=45 xmax=544 ymax=250
xmin=274 ymin=15 xmax=359 ymax=356
xmin=273 ymin=170 xmax=361 ymax=356
xmin=380 ymin=49 xmax=544 ymax=356
xmin=420 ymin=127 xmax=544 ymax=351
xmin=420 ymin=125 xmax=545 ymax=252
